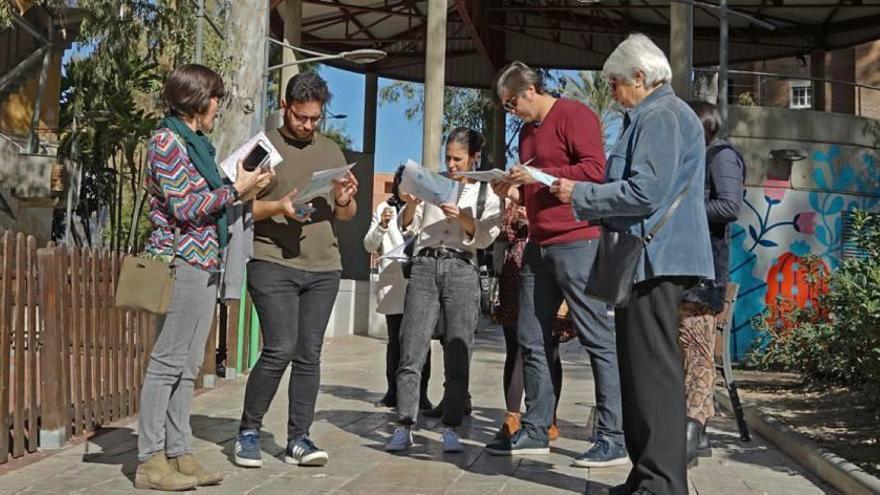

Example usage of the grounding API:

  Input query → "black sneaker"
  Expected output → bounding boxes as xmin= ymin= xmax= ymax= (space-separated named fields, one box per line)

xmin=284 ymin=436 xmax=329 ymax=466
xmin=485 ymin=428 xmax=549 ymax=456
xmin=571 ymin=438 xmax=629 ymax=468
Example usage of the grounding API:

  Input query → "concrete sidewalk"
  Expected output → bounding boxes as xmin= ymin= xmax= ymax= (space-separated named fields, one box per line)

xmin=0 ymin=329 xmax=833 ymax=494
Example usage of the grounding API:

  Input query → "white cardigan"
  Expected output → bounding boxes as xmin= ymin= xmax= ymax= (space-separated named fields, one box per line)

xmin=363 ymin=201 xmax=407 ymax=315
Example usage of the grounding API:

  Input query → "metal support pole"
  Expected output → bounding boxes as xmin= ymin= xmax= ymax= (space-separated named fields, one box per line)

xmin=194 ymin=0 xmax=205 ymax=63
xmin=670 ymin=2 xmax=693 ymax=99
xmin=27 ymin=18 xmax=53 ymax=154
xmin=363 ymin=72 xmax=378 ymax=155
xmin=719 ymin=0 xmax=729 ymax=139
xmin=422 ymin=0 xmax=448 ymax=172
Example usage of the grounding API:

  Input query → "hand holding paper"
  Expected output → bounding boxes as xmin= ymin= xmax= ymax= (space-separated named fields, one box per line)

xmin=292 ymin=163 xmax=356 ymax=205
xmin=398 ymin=159 xmax=460 ymax=206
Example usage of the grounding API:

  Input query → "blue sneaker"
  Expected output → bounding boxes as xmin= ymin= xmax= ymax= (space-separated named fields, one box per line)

xmin=385 ymin=426 xmax=413 ymax=452
xmin=285 ymin=436 xmax=329 ymax=466
xmin=485 ymin=428 xmax=549 ymax=456
xmin=234 ymin=429 xmax=262 ymax=468
xmin=571 ymin=437 xmax=629 ymax=468
xmin=441 ymin=427 xmax=464 ymax=453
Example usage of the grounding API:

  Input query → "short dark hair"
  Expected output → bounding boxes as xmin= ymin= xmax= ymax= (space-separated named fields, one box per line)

xmin=285 ymin=72 xmax=331 ymax=106
xmin=445 ymin=127 xmax=485 ymax=156
xmin=391 ymin=163 xmax=405 ymax=199
xmin=163 ymin=64 xmax=225 ymax=118
xmin=494 ymin=61 xmax=544 ymax=100
xmin=687 ymin=100 xmax=721 ymax=143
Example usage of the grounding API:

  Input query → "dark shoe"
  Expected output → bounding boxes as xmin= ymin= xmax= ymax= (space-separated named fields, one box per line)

xmin=686 ymin=417 xmax=701 ymax=468
xmin=376 ymin=393 xmax=396 ymax=408
xmin=422 ymin=398 xmax=472 ymax=418
xmin=698 ymin=422 xmax=712 ymax=457
xmin=485 ymin=428 xmax=549 ymax=456
xmin=586 ymin=484 xmax=631 ymax=495
xmin=234 ymin=429 xmax=263 ymax=468
xmin=284 ymin=436 xmax=329 ymax=466
xmin=571 ymin=437 xmax=629 ymax=468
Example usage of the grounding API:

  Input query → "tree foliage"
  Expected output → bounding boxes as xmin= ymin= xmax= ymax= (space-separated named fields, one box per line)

xmin=560 ymin=71 xmax=623 ymax=147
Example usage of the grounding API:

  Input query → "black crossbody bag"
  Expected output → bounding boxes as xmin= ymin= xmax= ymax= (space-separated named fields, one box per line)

xmin=586 ymin=185 xmax=689 ymax=307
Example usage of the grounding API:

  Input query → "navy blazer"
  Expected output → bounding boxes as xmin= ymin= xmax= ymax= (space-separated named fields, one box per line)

xmin=571 ymin=84 xmax=714 ymax=283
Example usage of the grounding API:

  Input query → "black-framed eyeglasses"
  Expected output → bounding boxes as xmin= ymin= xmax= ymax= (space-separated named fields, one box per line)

xmin=502 ymin=94 xmax=520 ymax=112
xmin=288 ymin=107 xmax=324 ymax=125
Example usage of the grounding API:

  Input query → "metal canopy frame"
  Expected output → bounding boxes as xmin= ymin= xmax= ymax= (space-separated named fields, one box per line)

xmin=268 ymin=0 xmax=880 ymax=89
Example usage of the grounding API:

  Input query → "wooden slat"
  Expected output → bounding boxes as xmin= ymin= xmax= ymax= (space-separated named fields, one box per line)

xmin=111 ymin=254 xmax=122 ymax=420
xmin=100 ymin=252 xmax=112 ymax=422
xmin=37 ymin=247 xmax=64 ymax=445
xmin=26 ymin=236 xmax=37 ymax=453
xmin=81 ymin=248 xmax=93 ymax=431
xmin=12 ymin=233 xmax=26 ymax=457
xmin=57 ymin=247 xmax=71 ymax=439
xmin=1 ymin=232 xmax=14 ymax=462
xmin=70 ymin=248 xmax=83 ymax=434
xmin=96 ymin=250 xmax=106 ymax=425
xmin=130 ymin=312 xmax=139 ymax=415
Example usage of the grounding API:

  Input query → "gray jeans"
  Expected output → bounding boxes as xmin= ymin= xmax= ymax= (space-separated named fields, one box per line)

xmin=518 ymin=239 xmax=624 ymax=445
xmin=138 ymin=261 xmax=217 ymax=461
xmin=397 ymin=256 xmax=478 ymax=427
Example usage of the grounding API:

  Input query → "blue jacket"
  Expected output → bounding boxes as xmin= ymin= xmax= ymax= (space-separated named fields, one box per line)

xmin=571 ymin=84 xmax=714 ymax=283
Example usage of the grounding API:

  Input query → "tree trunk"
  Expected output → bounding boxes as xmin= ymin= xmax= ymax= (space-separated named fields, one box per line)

xmin=213 ymin=0 xmax=269 ymax=160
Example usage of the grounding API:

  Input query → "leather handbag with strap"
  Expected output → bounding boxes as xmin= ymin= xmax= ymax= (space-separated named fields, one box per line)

xmin=115 ymin=229 xmax=179 ymax=315
xmin=586 ymin=185 xmax=690 ymax=308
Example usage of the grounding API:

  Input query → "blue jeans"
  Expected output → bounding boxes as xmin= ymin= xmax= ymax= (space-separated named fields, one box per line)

xmin=518 ymin=239 xmax=624 ymax=445
xmin=396 ymin=256 xmax=479 ymax=427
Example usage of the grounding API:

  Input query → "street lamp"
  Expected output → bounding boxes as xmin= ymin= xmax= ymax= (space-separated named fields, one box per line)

xmin=260 ymin=39 xmax=386 ymax=130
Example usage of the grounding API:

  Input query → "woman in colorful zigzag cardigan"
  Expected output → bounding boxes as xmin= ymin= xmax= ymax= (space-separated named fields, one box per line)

xmin=135 ymin=64 xmax=270 ymax=492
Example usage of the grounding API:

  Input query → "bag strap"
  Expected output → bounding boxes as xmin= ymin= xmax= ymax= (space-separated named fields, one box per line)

xmin=476 ymin=181 xmax=488 ymax=220
xmin=170 ymin=228 xmax=181 ymax=268
xmin=644 ymin=183 xmax=691 ymax=244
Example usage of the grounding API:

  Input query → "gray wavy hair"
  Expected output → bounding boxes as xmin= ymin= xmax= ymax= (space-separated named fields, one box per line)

xmin=602 ymin=34 xmax=672 ymax=87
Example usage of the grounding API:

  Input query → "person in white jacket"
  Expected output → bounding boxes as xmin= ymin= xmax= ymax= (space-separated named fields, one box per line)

xmin=364 ymin=165 xmax=432 ymax=410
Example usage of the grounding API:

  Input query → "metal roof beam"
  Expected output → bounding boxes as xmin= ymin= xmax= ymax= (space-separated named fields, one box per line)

xmin=454 ymin=0 xmax=495 ymax=72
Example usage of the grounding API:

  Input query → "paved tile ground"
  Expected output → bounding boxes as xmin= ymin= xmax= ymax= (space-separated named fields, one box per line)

xmin=0 ymin=327 xmax=834 ymax=494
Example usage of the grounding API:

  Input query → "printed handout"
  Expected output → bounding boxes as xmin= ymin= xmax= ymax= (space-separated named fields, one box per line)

xmin=292 ymin=163 xmax=356 ymax=205
xmin=399 ymin=159 xmax=460 ymax=206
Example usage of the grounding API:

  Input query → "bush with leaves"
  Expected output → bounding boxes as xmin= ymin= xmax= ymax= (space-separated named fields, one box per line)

xmin=750 ymin=209 xmax=880 ymax=403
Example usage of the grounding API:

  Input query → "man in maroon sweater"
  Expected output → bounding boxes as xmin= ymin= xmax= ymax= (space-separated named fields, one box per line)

xmin=486 ymin=62 xmax=627 ymax=467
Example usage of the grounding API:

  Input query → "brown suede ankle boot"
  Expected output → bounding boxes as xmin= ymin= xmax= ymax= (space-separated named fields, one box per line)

xmin=496 ymin=411 xmax=521 ymax=439
xmin=168 ymin=453 xmax=224 ymax=486
xmin=134 ymin=451 xmax=198 ymax=491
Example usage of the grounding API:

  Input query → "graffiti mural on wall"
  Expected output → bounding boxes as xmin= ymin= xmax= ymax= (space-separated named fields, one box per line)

xmin=729 ymin=145 xmax=880 ymax=360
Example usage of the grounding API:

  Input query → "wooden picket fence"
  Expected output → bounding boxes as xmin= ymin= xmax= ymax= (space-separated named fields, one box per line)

xmin=0 ymin=230 xmax=251 ymax=465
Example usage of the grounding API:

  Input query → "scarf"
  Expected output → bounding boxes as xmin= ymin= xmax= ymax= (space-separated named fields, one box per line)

xmin=158 ymin=115 xmax=229 ymax=248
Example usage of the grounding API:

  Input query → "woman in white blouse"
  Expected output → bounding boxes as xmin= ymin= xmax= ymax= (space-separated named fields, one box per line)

xmin=384 ymin=127 xmax=502 ymax=454
xmin=363 ymin=166 xmax=432 ymax=410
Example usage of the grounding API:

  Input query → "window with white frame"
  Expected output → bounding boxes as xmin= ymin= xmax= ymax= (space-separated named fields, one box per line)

xmin=790 ymin=81 xmax=812 ymax=109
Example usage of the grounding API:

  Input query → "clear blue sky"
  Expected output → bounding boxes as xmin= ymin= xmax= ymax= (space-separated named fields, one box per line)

xmin=319 ymin=65 xmax=622 ymax=174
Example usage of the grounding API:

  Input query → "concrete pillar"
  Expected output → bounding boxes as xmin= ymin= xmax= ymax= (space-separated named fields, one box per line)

xmin=829 ymin=46 xmax=856 ymax=114
xmin=811 ymin=49 xmax=827 ymax=112
xmin=669 ymin=2 xmax=693 ymax=99
xmin=363 ymin=72 xmax=378 ymax=154
xmin=421 ymin=0 xmax=448 ymax=172
xmin=491 ymin=107 xmax=506 ymax=170
xmin=278 ymin=0 xmax=302 ymax=99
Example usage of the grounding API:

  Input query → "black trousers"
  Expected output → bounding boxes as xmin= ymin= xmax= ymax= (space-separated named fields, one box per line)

xmin=615 ymin=277 xmax=694 ymax=495
xmin=384 ymin=314 xmax=431 ymax=405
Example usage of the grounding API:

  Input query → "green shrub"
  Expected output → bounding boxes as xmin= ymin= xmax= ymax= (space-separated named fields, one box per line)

xmin=750 ymin=209 xmax=880 ymax=403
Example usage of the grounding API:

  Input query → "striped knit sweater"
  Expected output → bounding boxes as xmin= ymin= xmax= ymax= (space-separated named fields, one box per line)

xmin=145 ymin=129 xmax=234 ymax=272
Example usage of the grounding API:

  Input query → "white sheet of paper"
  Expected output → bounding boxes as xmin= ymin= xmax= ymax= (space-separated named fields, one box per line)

xmin=525 ymin=166 xmax=558 ymax=187
xmin=291 ymin=163 xmax=356 ymax=205
xmin=219 ymin=132 xmax=282 ymax=181
xmin=399 ymin=160 xmax=460 ymax=206
xmin=378 ymin=236 xmax=414 ymax=261
xmin=453 ymin=169 xmax=509 ymax=183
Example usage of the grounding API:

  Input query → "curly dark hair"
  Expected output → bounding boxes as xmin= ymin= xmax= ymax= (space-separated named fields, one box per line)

xmin=285 ymin=72 xmax=331 ymax=106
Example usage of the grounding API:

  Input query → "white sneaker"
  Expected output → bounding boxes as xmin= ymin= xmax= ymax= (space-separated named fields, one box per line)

xmin=385 ymin=426 xmax=413 ymax=452
xmin=441 ymin=427 xmax=464 ymax=453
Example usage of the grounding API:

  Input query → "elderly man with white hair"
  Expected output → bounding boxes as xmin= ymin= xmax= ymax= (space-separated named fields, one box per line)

xmin=552 ymin=34 xmax=714 ymax=495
